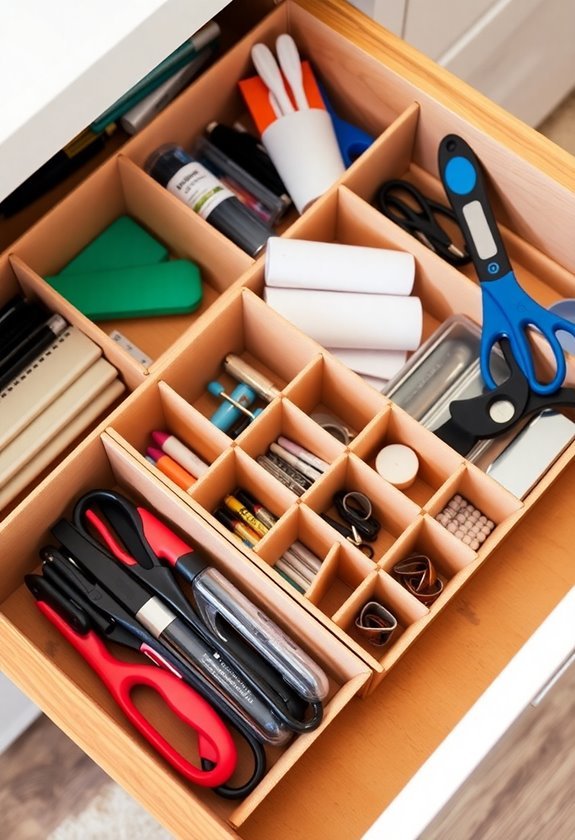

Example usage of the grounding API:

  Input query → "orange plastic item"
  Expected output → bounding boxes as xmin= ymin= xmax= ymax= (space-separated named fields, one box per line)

xmin=154 ymin=453 xmax=196 ymax=491
xmin=238 ymin=60 xmax=326 ymax=135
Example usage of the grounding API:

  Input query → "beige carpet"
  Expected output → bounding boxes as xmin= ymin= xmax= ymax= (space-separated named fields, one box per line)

xmin=48 ymin=784 xmax=172 ymax=840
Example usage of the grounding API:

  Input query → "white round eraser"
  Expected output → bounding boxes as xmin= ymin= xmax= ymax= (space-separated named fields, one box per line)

xmin=375 ymin=444 xmax=419 ymax=489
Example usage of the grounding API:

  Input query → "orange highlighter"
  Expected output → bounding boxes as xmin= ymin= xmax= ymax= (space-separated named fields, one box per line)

xmin=147 ymin=446 xmax=196 ymax=491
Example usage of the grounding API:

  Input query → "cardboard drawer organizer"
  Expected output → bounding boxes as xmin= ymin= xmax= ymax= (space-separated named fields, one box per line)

xmin=1 ymin=1 xmax=574 ymax=838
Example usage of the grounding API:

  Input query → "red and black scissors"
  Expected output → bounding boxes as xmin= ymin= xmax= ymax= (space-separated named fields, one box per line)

xmin=25 ymin=549 xmax=237 ymax=790
xmin=63 ymin=490 xmax=319 ymax=735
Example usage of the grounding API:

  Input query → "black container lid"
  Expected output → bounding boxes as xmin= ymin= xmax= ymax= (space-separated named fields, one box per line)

xmin=145 ymin=144 xmax=193 ymax=186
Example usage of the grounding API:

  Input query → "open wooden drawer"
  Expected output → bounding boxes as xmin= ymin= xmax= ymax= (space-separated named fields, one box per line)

xmin=1 ymin=0 xmax=575 ymax=838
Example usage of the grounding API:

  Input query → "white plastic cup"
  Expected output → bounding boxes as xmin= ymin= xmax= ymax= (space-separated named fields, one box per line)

xmin=262 ymin=109 xmax=345 ymax=213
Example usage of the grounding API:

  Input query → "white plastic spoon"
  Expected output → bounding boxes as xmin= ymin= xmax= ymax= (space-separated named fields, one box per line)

xmin=251 ymin=42 xmax=294 ymax=116
xmin=276 ymin=34 xmax=309 ymax=110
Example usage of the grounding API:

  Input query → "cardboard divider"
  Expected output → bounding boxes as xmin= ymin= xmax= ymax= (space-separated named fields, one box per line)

xmin=238 ymin=397 xmax=345 ymax=478
xmin=0 ymin=431 xmax=369 ymax=828
xmin=306 ymin=539 xmax=377 ymax=619
xmin=254 ymin=503 xmax=343 ymax=594
xmin=332 ymin=568 xmax=429 ymax=672
xmin=351 ymin=404 xmax=464 ymax=507
xmin=287 ymin=4 xmax=413 ymax=136
xmin=284 ymin=354 xmax=387 ymax=443
xmin=304 ymin=452 xmax=421 ymax=561
xmin=0 ymin=253 xmax=24 ymax=304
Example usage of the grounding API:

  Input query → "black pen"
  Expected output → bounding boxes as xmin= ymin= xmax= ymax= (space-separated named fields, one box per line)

xmin=0 ymin=299 xmax=51 ymax=359
xmin=0 ymin=313 xmax=67 ymax=390
xmin=205 ymin=122 xmax=289 ymax=200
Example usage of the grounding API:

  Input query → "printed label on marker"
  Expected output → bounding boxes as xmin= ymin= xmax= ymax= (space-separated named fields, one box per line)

xmin=166 ymin=161 xmax=233 ymax=220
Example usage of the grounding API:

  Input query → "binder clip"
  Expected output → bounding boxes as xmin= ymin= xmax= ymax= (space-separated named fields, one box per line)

xmin=208 ymin=381 xmax=263 ymax=433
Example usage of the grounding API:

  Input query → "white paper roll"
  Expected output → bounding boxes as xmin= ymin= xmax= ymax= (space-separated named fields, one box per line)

xmin=326 ymin=347 xmax=407 ymax=379
xmin=264 ymin=287 xmax=422 ymax=351
xmin=266 ymin=237 xmax=415 ymax=295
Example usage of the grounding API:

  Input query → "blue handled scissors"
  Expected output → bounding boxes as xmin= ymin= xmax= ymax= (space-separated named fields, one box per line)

xmin=438 ymin=134 xmax=575 ymax=396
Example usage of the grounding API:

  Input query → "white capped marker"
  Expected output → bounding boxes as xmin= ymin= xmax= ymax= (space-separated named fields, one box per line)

xmin=151 ymin=431 xmax=209 ymax=478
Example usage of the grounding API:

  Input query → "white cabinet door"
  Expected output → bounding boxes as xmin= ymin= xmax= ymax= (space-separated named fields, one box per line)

xmin=440 ymin=0 xmax=575 ymax=126
xmin=0 ymin=0 xmax=231 ymax=201
xmin=403 ymin=0 xmax=494 ymax=61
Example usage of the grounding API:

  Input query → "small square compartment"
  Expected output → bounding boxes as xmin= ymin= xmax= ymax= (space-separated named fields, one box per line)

xmin=380 ymin=514 xmax=477 ymax=607
xmin=239 ymin=399 xmax=344 ymax=495
xmin=285 ymin=354 xmax=387 ymax=446
xmin=351 ymin=404 xmax=463 ymax=506
xmin=190 ymin=447 xmax=296 ymax=550
xmin=254 ymin=503 xmax=342 ymax=596
xmin=425 ymin=463 xmax=524 ymax=555
xmin=108 ymin=380 xmax=231 ymax=494
xmin=306 ymin=539 xmax=376 ymax=618
xmin=304 ymin=452 xmax=420 ymax=561
xmin=158 ymin=289 xmax=321 ymax=440
xmin=332 ymin=569 xmax=428 ymax=671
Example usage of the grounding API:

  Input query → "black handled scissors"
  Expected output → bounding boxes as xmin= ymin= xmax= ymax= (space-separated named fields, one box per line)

xmin=376 ymin=179 xmax=470 ymax=266
xmin=65 ymin=490 xmax=321 ymax=735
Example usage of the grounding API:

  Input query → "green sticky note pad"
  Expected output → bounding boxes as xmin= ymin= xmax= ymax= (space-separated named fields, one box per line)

xmin=46 ymin=260 xmax=203 ymax=320
xmin=59 ymin=216 xmax=169 ymax=275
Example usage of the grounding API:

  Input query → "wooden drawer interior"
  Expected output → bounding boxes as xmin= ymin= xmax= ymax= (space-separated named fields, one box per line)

xmin=2 ymin=0 xmax=575 ymax=837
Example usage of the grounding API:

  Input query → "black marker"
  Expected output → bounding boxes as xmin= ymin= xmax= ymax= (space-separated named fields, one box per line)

xmin=145 ymin=144 xmax=271 ymax=257
xmin=0 ymin=314 xmax=67 ymax=391
xmin=206 ymin=122 xmax=289 ymax=200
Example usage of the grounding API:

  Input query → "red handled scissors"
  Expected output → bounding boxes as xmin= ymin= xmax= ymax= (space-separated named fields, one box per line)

xmin=25 ymin=549 xmax=237 ymax=790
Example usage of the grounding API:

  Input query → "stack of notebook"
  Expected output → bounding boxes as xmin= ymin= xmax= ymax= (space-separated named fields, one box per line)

xmin=0 ymin=295 xmax=124 ymax=508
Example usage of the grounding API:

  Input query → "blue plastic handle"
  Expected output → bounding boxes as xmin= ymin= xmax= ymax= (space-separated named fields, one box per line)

xmin=480 ymin=271 xmax=575 ymax=394
xmin=209 ymin=381 xmax=257 ymax=432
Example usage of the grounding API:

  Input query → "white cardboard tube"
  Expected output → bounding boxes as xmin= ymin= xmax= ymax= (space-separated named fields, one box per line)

xmin=264 ymin=287 xmax=422 ymax=351
xmin=265 ymin=237 xmax=415 ymax=295
xmin=325 ymin=347 xmax=407 ymax=379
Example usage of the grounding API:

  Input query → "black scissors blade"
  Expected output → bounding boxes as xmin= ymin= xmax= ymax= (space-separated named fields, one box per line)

xmin=51 ymin=518 xmax=152 ymax=617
